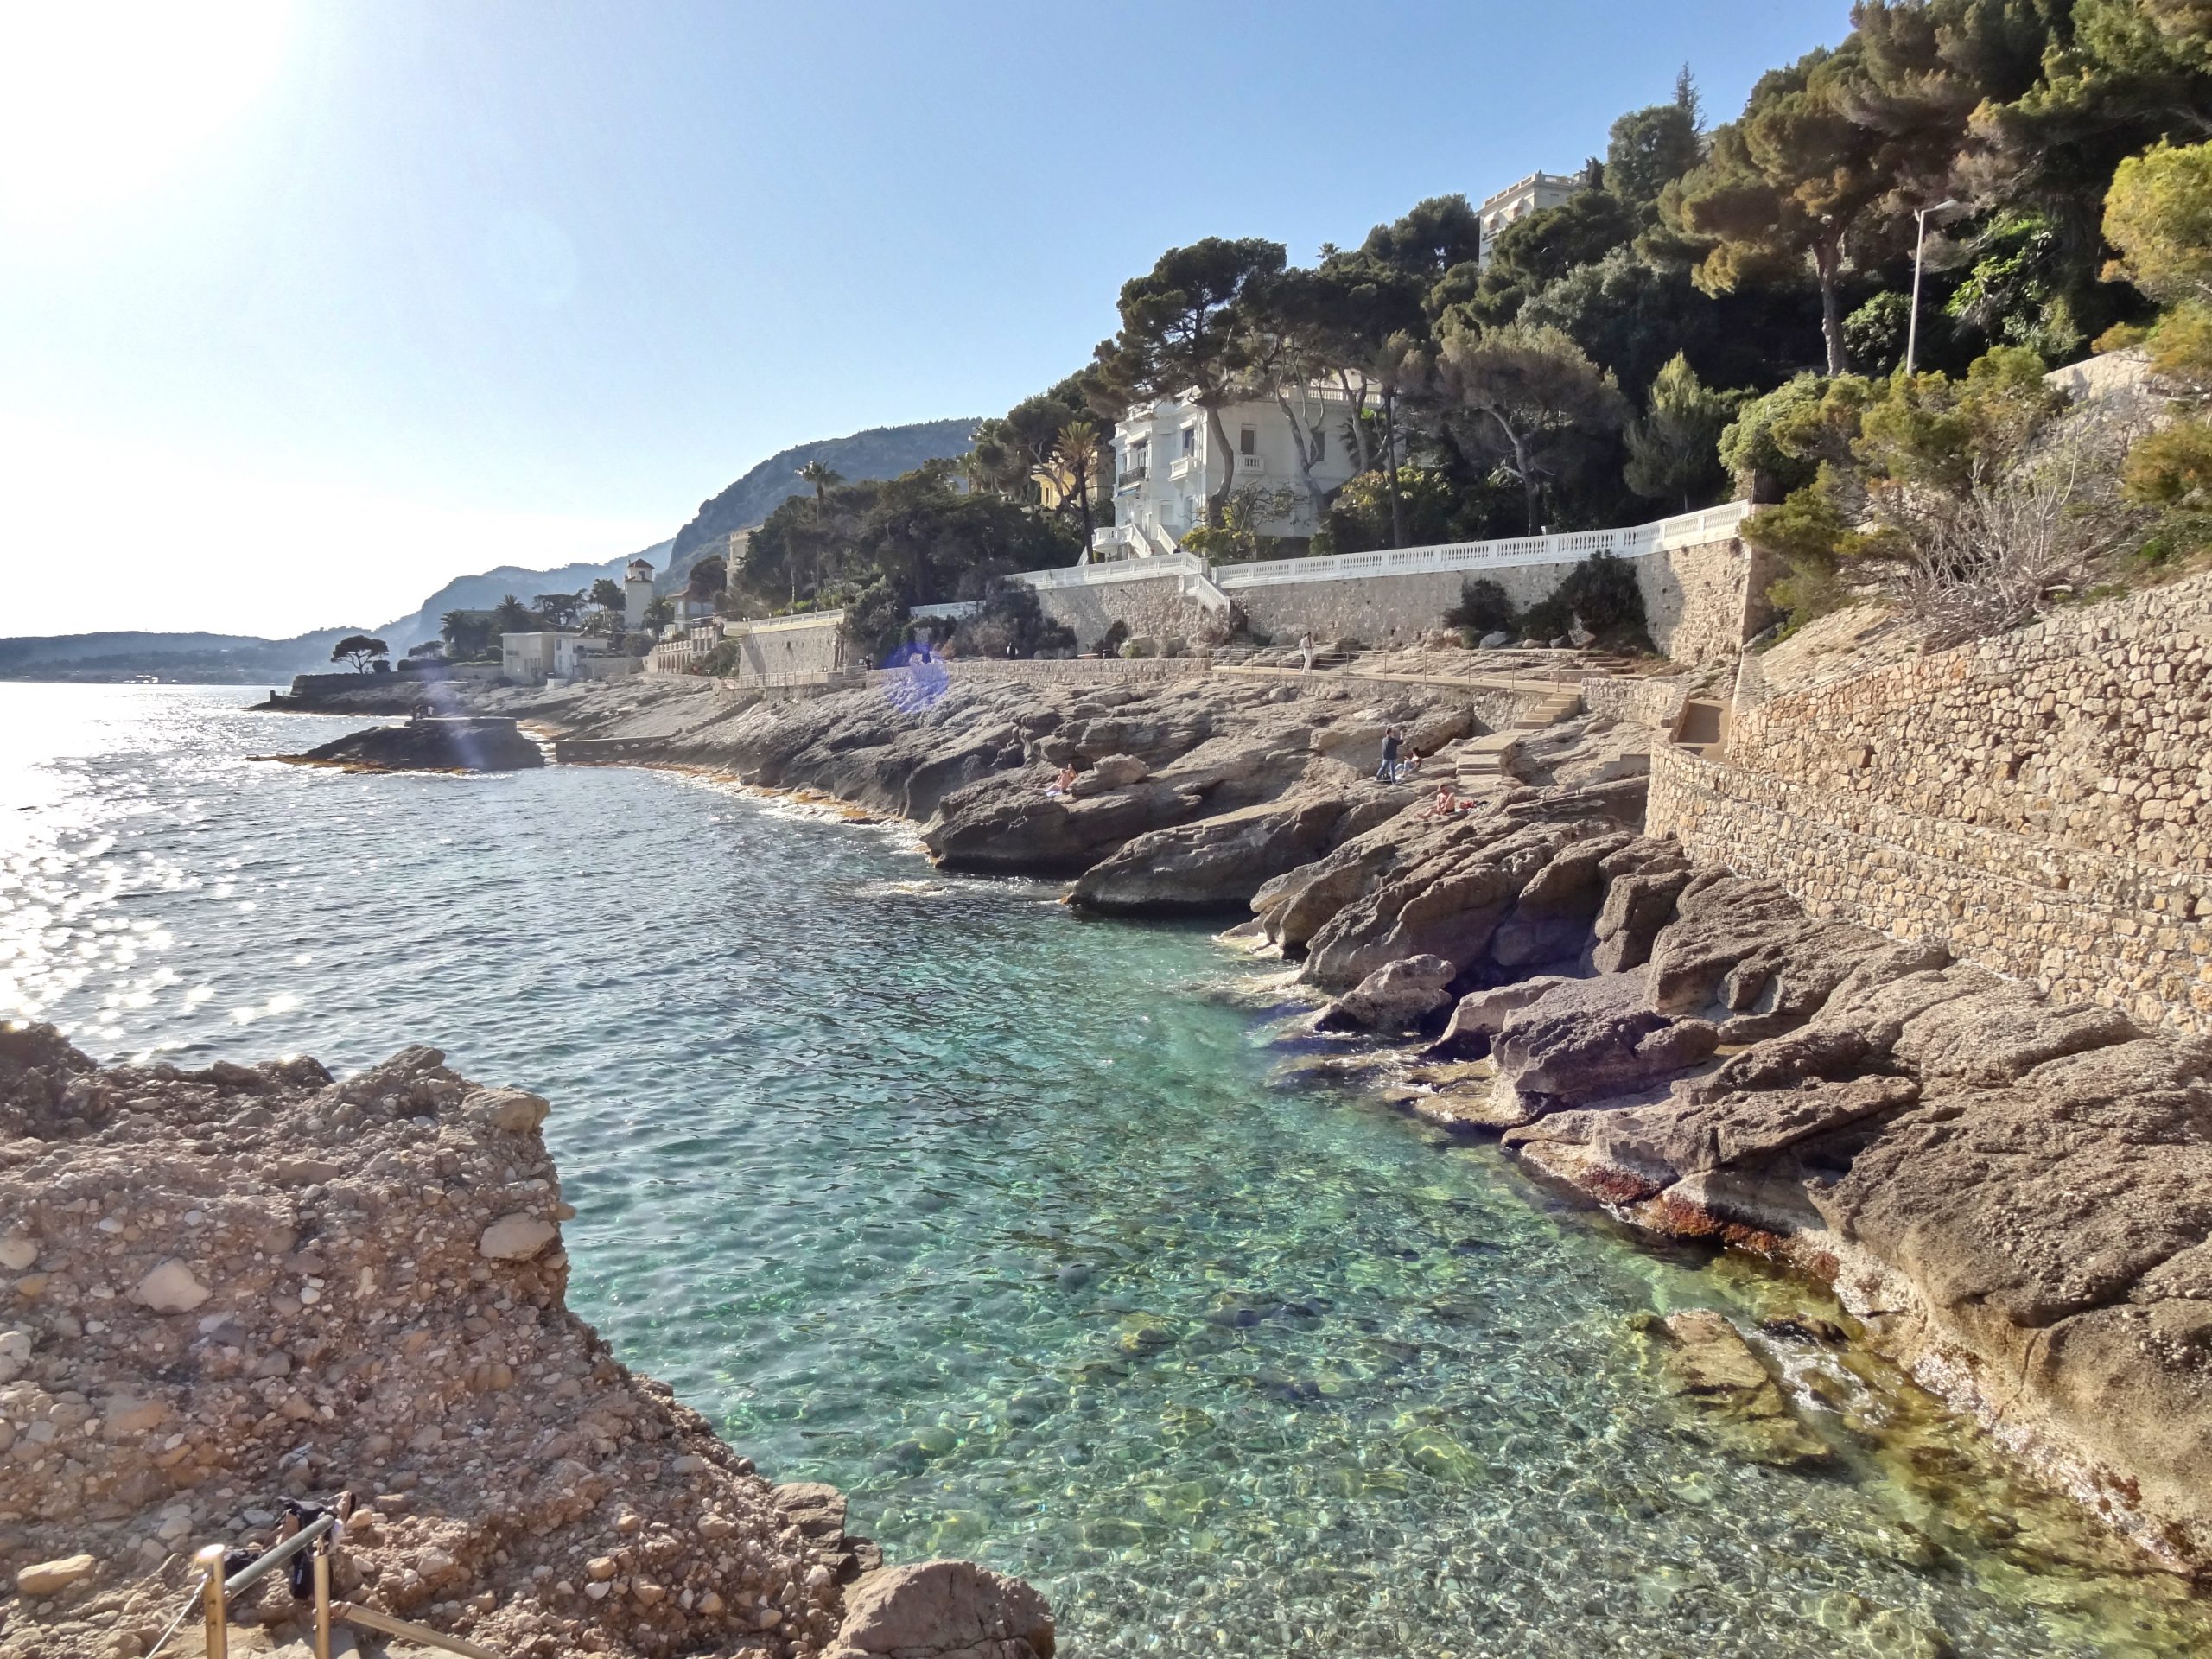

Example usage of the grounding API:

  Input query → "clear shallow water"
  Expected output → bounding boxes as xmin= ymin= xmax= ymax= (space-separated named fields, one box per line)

xmin=3 ymin=683 xmax=2208 ymax=1658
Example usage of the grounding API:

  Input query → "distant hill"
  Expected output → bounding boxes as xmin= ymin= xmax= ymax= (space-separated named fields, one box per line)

xmin=0 ymin=629 xmax=361 ymax=684
xmin=667 ymin=418 xmax=979 ymax=582
xmin=373 ymin=539 xmax=675 ymax=651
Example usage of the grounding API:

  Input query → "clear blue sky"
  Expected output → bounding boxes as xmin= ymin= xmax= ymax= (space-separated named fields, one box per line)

xmin=0 ymin=0 xmax=1849 ymax=637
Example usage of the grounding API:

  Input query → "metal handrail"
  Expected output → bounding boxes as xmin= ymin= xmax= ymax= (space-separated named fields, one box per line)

xmin=193 ymin=1503 xmax=503 ymax=1659
xmin=223 ymin=1511 xmax=335 ymax=1599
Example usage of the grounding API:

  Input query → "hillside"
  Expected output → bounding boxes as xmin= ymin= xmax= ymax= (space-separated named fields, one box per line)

xmin=0 ymin=628 xmax=361 ymax=684
xmin=667 ymin=417 xmax=979 ymax=578
xmin=373 ymin=539 xmax=675 ymax=651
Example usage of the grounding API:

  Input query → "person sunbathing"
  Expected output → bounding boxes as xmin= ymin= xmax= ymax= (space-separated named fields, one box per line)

xmin=1045 ymin=763 xmax=1077 ymax=799
xmin=1422 ymin=781 xmax=1459 ymax=817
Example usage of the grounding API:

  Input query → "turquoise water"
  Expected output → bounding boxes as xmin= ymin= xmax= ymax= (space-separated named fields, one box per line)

xmin=3 ymin=683 xmax=2207 ymax=1657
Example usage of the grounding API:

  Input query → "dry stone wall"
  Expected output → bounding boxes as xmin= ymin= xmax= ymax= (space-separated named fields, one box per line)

xmin=1650 ymin=573 xmax=2212 ymax=1033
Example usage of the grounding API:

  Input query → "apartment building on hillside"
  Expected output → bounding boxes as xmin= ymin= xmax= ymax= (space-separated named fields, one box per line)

xmin=1478 ymin=171 xmax=1584 ymax=264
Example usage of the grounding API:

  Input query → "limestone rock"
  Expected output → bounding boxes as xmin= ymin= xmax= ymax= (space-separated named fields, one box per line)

xmin=1424 ymin=977 xmax=1571 ymax=1059
xmin=1488 ymin=971 xmax=1719 ymax=1114
xmin=16 ymin=1554 xmax=94 ymax=1597
xmin=478 ymin=1213 xmax=557 ymax=1262
xmin=1318 ymin=954 xmax=1458 ymax=1033
xmin=464 ymin=1087 xmax=551 ymax=1133
xmin=130 ymin=1260 xmax=210 ymax=1313
xmin=1085 ymin=753 xmax=1148 ymax=788
xmin=830 ymin=1560 xmax=1056 ymax=1659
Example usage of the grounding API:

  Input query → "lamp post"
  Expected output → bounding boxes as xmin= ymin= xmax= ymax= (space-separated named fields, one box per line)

xmin=1905 ymin=198 xmax=1965 ymax=377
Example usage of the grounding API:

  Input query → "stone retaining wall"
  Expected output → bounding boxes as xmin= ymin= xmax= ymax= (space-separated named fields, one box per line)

xmin=1727 ymin=574 xmax=2212 ymax=875
xmin=866 ymin=657 xmax=1211 ymax=690
xmin=1222 ymin=536 xmax=1774 ymax=662
xmin=1580 ymin=675 xmax=1690 ymax=731
xmin=1031 ymin=577 xmax=1213 ymax=652
xmin=1651 ymin=746 xmax=2210 ymax=1032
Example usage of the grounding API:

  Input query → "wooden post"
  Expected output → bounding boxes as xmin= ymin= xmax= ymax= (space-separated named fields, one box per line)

xmin=313 ymin=1542 xmax=334 ymax=1659
xmin=194 ymin=1544 xmax=229 ymax=1659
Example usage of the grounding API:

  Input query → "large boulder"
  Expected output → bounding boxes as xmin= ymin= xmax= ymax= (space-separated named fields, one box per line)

xmin=830 ymin=1560 xmax=1056 ymax=1659
xmin=1486 ymin=971 xmax=1719 ymax=1117
xmin=1073 ymin=789 xmax=1402 ymax=915
xmin=1317 ymin=954 xmax=1458 ymax=1033
xmin=289 ymin=717 xmax=544 ymax=773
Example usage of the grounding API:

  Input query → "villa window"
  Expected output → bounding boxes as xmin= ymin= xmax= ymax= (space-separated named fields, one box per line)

xmin=1181 ymin=426 xmax=1196 ymax=457
xmin=1239 ymin=427 xmax=1256 ymax=456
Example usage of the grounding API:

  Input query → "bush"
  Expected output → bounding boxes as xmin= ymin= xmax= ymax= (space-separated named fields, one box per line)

xmin=951 ymin=582 xmax=1077 ymax=658
xmin=1442 ymin=576 xmax=1516 ymax=640
xmin=1521 ymin=550 xmax=1649 ymax=647
xmin=1096 ymin=620 xmax=1130 ymax=657
xmin=842 ymin=578 xmax=911 ymax=664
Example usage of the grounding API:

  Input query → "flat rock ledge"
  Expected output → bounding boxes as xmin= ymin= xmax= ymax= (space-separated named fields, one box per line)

xmin=0 ymin=1023 xmax=1050 ymax=1659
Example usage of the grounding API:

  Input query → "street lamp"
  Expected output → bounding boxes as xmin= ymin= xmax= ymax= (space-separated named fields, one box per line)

xmin=1905 ymin=198 xmax=1967 ymax=376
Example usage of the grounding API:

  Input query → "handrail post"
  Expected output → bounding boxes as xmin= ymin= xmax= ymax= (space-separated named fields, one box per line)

xmin=314 ymin=1540 xmax=334 ymax=1659
xmin=196 ymin=1544 xmax=230 ymax=1659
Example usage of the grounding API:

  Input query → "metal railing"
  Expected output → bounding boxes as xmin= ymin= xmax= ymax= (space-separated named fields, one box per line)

xmin=189 ymin=1506 xmax=500 ymax=1659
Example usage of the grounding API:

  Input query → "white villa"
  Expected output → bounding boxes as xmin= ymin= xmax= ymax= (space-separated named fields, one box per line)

xmin=1478 ymin=171 xmax=1583 ymax=264
xmin=1092 ymin=383 xmax=1368 ymax=561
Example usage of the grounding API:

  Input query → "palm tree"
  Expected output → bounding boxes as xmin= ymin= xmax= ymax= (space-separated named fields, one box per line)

xmin=798 ymin=459 xmax=843 ymax=502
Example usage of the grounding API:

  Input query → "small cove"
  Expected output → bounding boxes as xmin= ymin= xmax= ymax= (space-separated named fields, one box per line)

xmin=3 ymin=683 xmax=2208 ymax=1657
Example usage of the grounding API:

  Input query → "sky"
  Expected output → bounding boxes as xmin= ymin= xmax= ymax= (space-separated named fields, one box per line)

xmin=0 ymin=0 xmax=1850 ymax=639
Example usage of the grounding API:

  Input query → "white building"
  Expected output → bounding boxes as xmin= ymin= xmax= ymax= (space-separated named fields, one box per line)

xmin=502 ymin=632 xmax=616 ymax=687
xmin=1478 ymin=171 xmax=1584 ymax=265
xmin=1092 ymin=383 xmax=1368 ymax=561
xmin=622 ymin=558 xmax=657 ymax=629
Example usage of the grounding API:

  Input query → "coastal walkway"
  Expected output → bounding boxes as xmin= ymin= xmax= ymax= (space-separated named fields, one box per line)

xmin=1212 ymin=646 xmax=1626 ymax=785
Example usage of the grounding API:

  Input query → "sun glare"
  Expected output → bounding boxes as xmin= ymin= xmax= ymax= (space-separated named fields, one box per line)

xmin=0 ymin=1 xmax=293 ymax=226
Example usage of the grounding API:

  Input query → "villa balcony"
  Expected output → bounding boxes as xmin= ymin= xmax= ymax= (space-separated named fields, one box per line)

xmin=1236 ymin=453 xmax=1265 ymax=475
xmin=1116 ymin=466 xmax=1148 ymax=489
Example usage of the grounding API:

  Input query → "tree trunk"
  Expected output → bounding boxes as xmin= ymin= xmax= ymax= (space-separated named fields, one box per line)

xmin=1076 ymin=461 xmax=1094 ymax=554
xmin=1274 ymin=386 xmax=1328 ymax=533
xmin=1487 ymin=408 xmax=1541 ymax=535
xmin=1815 ymin=239 xmax=1847 ymax=377
xmin=1205 ymin=404 xmax=1236 ymax=527
xmin=1382 ymin=389 xmax=1406 ymax=549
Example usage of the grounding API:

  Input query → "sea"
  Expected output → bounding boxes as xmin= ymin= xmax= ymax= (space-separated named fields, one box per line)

xmin=3 ymin=682 xmax=2206 ymax=1658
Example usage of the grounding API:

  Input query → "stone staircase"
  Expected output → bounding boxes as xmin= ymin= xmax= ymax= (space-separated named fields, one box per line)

xmin=1453 ymin=684 xmax=1585 ymax=784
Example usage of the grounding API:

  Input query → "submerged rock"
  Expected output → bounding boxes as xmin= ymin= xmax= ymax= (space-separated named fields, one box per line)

xmin=1644 ymin=1309 xmax=1833 ymax=1470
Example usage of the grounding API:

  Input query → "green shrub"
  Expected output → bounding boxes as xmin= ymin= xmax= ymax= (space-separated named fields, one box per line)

xmin=1443 ymin=576 xmax=1516 ymax=639
xmin=1096 ymin=620 xmax=1130 ymax=656
xmin=1522 ymin=550 xmax=1649 ymax=647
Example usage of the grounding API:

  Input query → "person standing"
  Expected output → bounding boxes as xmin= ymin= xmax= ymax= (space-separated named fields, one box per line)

xmin=1376 ymin=725 xmax=1402 ymax=783
xmin=1299 ymin=632 xmax=1314 ymax=674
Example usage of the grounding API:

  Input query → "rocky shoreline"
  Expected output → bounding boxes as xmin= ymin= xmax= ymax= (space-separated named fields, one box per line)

xmin=447 ymin=665 xmax=2210 ymax=1585
xmin=0 ymin=1027 xmax=1052 ymax=1659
